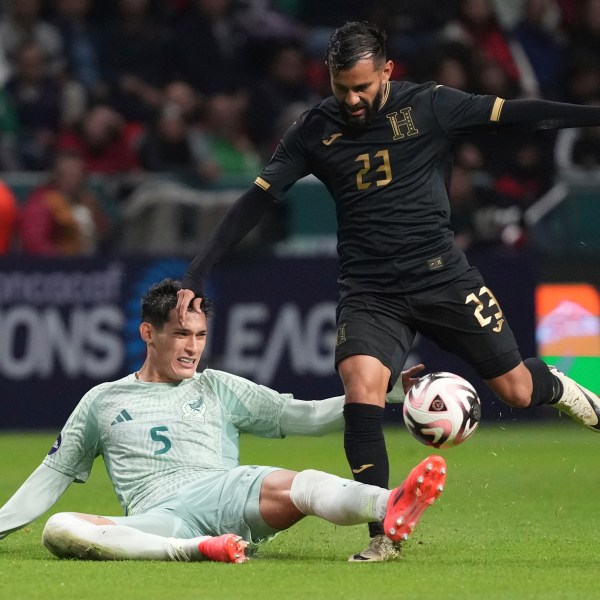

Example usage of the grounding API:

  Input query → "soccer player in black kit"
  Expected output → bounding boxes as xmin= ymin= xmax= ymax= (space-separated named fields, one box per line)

xmin=177 ymin=21 xmax=600 ymax=561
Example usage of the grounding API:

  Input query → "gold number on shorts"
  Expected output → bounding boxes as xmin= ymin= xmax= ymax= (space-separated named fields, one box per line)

xmin=465 ymin=286 xmax=504 ymax=332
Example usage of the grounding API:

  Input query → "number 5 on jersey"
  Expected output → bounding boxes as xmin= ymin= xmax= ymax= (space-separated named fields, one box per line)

xmin=150 ymin=426 xmax=172 ymax=455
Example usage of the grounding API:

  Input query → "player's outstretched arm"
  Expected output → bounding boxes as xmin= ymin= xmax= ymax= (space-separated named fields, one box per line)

xmin=280 ymin=365 xmax=427 ymax=435
xmin=0 ymin=464 xmax=74 ymax=540
xmin=499 ymin=99 xmax=600 ymax=130
xmin=178 ymin=185 xmax=274 ymax=325
xmin=280 ymin=395 xmax=346 ymax=436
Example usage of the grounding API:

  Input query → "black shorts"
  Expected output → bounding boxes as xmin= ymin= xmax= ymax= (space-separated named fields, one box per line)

xmin=334 ymin=267 xmax=522 ymax=389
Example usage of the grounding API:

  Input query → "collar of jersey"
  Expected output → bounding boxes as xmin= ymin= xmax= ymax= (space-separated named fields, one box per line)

xmin=379 ymin=81 xmax=391 ymax=111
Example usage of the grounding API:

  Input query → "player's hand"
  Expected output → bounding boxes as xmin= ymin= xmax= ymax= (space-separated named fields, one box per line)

xmin=176 ymin=288 xmax=202 ymax=326
xmin=385 ymin=363 xmax=426 ymax=404
xmin=401 ymin=363 xmax=425 ymax=394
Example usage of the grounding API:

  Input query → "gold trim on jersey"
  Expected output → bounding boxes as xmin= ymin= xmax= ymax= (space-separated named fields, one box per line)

xmin=379 ymin=81 xmax=391 ymax=110
xmin=490 ymin=97 xmax=505 ymax=122
xmin=255 ymin=177 xmax=270 ymax=190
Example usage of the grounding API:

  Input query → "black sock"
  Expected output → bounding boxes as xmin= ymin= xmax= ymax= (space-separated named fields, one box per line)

xmin=524 ymin=357 xmax=563 ymax=406
xmin=343 ymin=403 xmax=388 ymax=538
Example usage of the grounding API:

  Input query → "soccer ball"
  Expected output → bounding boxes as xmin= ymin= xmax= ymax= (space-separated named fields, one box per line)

xmin=403 ymin=372 xmax=481 ymax=448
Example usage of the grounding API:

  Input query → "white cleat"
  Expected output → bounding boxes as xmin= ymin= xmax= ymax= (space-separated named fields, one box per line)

xmin=549 ymin=366 xmax=600 ymax=432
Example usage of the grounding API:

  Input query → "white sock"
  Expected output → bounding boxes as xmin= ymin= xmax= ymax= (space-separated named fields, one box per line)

xmin=42 ymin=513 xmax=209 ymax=562
xmin=289 ymin=469 xmax=390 ymax=526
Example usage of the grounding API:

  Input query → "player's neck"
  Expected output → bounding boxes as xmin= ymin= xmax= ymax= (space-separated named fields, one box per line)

xmin=135 ymin=362 xmax=184 ymax=384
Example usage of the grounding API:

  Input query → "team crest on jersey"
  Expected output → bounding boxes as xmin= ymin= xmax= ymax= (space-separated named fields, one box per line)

xmin=182 ymin=398 xmax=206 ymax=421
xmin=386 ymin=107 xmax=418 ymax=140
xmin=47 ymin=433 xmax=62 ymax=455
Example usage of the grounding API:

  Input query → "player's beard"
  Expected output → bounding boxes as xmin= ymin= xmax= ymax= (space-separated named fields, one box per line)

xmin=339 ymin=88 xmax=382 ymax=129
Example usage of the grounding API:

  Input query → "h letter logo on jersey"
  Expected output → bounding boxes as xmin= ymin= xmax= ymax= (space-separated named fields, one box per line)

xmin=386 ymin=107 xmax=418 ymax=140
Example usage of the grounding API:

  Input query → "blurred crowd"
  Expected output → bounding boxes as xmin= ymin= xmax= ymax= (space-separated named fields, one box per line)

xmin=1 ymin=0 xmax=600 ymax=257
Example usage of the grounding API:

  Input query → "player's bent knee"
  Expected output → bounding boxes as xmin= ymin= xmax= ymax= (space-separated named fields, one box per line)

xmin=487 ymin=364 xmax=533 ymax=409
xmin=42 ymin=512 xmax=105 ymax=559
xmin=501 ymin=390 xmax=532 ymax=409
xmin=42 ymin=513 xmax=78 ymax=558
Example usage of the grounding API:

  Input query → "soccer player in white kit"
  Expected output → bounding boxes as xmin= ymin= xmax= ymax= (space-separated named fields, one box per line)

xmin=0 ymin=279 xmax=446 ymax=563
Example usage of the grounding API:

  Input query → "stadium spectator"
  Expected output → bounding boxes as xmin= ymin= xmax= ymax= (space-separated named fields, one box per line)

xmin=201 ymin=93 xmax=261 ymax=178
xmin=172 ymin=0 xmax=251 ymax=95
xmin=51 ymin=0 xmax=106 ymax=100
xmin=56 ymin=104 xmax=140 ymax=174
xmin=441 ymin=0 xmax=523 ymax=95
xmin=562 ymin=0 xmax=600 ymax=104
xmin=448 ymin=165 xmax=479 ymax=251
xmin=0 ymin=0 xmax=65 ymax=78
xmin=365 ymin=0 xmax=460 ymax=66
xmin=408 ymin=41 xmax=478 ymax=92
xmin=0 ymin=83 xmax=20 ymax=170
xmin=511 ymin=0 xmax=567 ymax=99
xmin=19 ymin=150 xmax=110 ymax=255
xmin=0 ymin=181 xmax=19 ymax=254
xmin=137 ymin=102 xmax=219 ymax=183
xmin=162 ymin=80 xmax=204 ymax=125
xmin=492 ymin=138 xmax=551 ymax=209
xmin=99 ymin=0 xmax=175 ymax=123
xmin=555 ymin=98 xmax=600 ymax=171
xmin=246 ymin=41 xmax=319 ymax=161
xmin=0 ymin=278 xmax=445 ymax=563
xmin=5 ymin=40 xmax=63 ymax=170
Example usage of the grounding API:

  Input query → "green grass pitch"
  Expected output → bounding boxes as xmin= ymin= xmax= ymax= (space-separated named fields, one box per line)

xmin=0 ymin=421 xmax=597 ymax=600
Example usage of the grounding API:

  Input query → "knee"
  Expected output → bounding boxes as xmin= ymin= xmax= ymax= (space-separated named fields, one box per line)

xmin=42 ymin=512 xmax=75 ymax=558
xmin=501 ymin=387 xmax=532 ymax=409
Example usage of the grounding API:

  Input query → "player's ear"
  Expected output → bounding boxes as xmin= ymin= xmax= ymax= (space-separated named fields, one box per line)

xmin=139 ymin=322 xmax=153 ymax=344
xmin=382 ymin=60 xmax=394 ymax=83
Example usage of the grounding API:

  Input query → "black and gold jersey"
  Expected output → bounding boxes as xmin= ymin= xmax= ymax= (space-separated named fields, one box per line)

xmin=256 ymin=80 xmax=503 ymax=298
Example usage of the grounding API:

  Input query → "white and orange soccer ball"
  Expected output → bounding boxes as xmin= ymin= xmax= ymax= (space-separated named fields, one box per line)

xmin=403 ymin=372 xmax=481 ymax=448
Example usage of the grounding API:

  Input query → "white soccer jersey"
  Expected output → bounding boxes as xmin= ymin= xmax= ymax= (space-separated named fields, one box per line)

xmin=41 ymin=370 xmax=343 ymax=516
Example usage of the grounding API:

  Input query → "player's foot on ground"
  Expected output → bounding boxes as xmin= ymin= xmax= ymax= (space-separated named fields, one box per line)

xmin=383 ymin=455 xmax=446 ymax=543
xmin=198 ymin=534 xmax=248 ymax=563
xmin=549 ymin=366 xmax=600 ymax=432
xmin=347 ymin=534 xmax=401 ymax=562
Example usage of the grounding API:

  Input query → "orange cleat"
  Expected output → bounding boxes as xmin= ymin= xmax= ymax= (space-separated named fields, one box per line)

xmin=384 ymin=455 xmax=446 ymax=543
xmin=198 ymin=534 xmax=249 ymax=564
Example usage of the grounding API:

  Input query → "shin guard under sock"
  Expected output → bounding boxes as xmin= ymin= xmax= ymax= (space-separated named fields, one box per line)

xmin=343 ymin=403 xmax=388 ymax=537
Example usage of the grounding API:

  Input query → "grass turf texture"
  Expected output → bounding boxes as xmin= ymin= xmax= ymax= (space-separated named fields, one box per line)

xmin=0 ymin=422 xmax=597 ymax=600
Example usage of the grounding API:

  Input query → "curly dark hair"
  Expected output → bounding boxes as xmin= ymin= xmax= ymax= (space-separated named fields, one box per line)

xmin=325 ymin=21 xmax=387 ymax=75
xmin=140 ymin=278 xmax=213 ymax=328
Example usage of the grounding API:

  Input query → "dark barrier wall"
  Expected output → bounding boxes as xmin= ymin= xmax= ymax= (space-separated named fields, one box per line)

xmin=0 ymin=252 xmax=537 ymax=429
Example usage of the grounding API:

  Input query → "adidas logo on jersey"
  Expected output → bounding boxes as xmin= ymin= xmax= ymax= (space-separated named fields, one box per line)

xmin=111 ymin=409 xmax=133 ymax=425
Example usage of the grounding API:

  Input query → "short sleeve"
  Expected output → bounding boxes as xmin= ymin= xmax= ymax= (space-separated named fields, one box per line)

xmin=255 ymin=117 xmax=312 ymax=200
xmin=432 ymin=85 xmax=500 ymax=138
xmin=42 ymin=389 xmax=101 ymax=482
